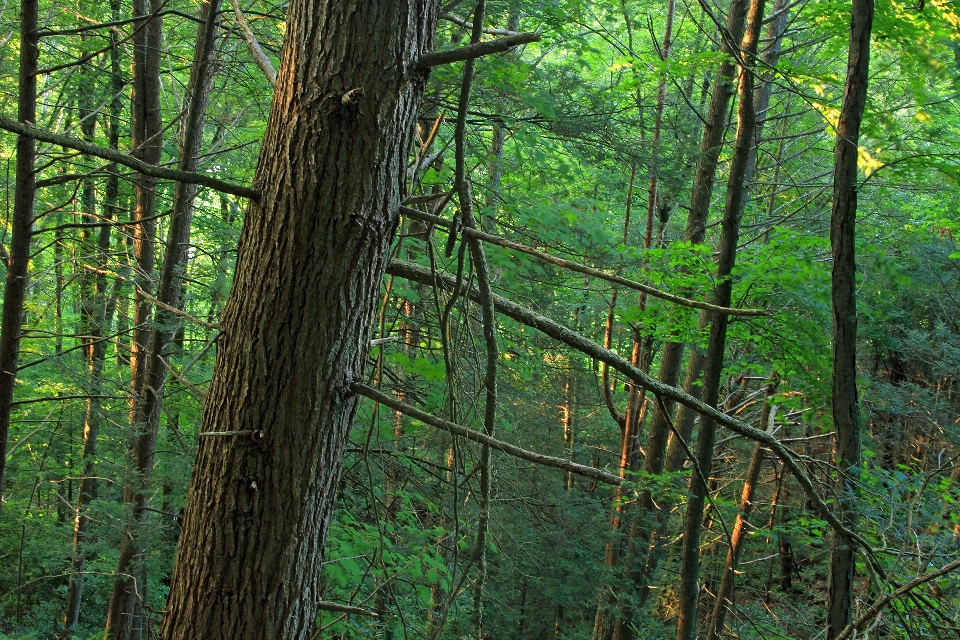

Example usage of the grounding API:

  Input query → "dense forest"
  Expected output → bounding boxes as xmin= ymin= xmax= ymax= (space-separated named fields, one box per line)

xmin=0 ymin=0 xmax=958 ymax=637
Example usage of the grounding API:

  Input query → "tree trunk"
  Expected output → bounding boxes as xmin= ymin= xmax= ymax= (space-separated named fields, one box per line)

xmin=674 ymin=0 xmax=766 ymax=634
xmin=635 ymin=0 xmax=750 ymax=605
xmin=101 ymin=0 xmax=162 ymax=635
xmin=644 ymin=0 xmax=749 ymax=489
xmin=0 ymin=0 xmax=38 ymax=506
xmin=63 ymin=28 xmax=119 ymax=627
xmin=707 ymin=378 xmax=778 ymax=640
xmin=827 ymin=0 xmax=873 ymax=635
xmin=106 ymin=0 xmax=220 ymax=632
xmin=158 ymin=1 xmax=440 ymax=638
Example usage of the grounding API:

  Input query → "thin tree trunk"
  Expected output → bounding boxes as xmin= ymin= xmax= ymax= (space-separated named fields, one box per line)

xmin=106 ymin=0 xmax=219 ymax=633
xmin=827 ymin=0 xmax=873 ymax=635
xmin=158 ymin=1 xmax=441 ymax=637
xmin=635 ymin=0 xmax=750 ymax=607
xmin=104 ymin=0 xmax=162 ymax=634
xmin=707 ymin=377 xmax=779 ymax=640
xmin=0 ymin=0 xmax=38 ymax=505
xmin=674 ymin=0 xmax=766 ymax=635
xmin=63 ymin=22 xmax=118 ymax=627
xmin=644 ymin=0 xmax=749 ymax=491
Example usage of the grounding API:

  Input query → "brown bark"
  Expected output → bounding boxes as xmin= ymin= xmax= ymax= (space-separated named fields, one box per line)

xmin=675 ymin=0 xmax=766 ymax=634
xmin=158 ymin=2 xmax=440 ymax=638
xmin=0 ymin=0 xmax=38 ymax=506
xmin=106 ymin=0 xmax=221 ymax=632
xmin=644 ymin=0 xmax=750 ymax=487
xmin=827 ymin=0 xmax=873 ymax=635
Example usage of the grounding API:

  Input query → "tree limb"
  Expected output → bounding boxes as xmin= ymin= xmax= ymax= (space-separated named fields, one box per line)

xmin=835 ymin=555 xmax=960 ymax=640
xmin=315 ymin=601 xmax=379 ymax=618
xmin=401 ymin=206 xmax=772 ymax=316
xmin=351 ymin=383 xmax=624 ymax=486
xmin=230 ymin=0 xmax=277 ymax=86
xmin=416 ymin=33 xmax=540 ymax=68
xmin=0 ymin=114 xmax=259 ymax=200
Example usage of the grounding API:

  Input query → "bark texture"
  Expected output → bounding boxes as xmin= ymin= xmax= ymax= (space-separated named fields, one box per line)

xmin=827 ymin=0 xmax=873 ymax=635
xmin=158 ymin=2 xmax=439 ymax=638
xmin=0 ymin=0 xmax=38 ymax=504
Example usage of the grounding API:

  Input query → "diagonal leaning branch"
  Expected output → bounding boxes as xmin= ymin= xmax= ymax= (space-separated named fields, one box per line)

xmin=386 ymin=258 xmax=882 ymax=574
xmin=0 ymin=114 xmax=259 ymax=200
xmin=401 ymin=206 xmax=772 ymax=317
xmin=352 ymin=383 xmax=624 ymax=486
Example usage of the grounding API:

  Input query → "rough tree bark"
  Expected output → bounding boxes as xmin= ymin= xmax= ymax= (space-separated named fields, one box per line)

xmin=827 ymin=0 xmax=873 ymax=636
xmin=158 ymin=1 xmax=441 ymax=638
xmin=0 ymin=0 xmax=38 ymax=506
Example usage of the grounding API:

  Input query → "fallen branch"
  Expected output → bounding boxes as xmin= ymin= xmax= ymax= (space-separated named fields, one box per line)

xmin=352 ymin=383 xmax=623 ymax=486
xmin=416 ymin=33 xmax=540 ymax=68
xmin=0 ymin=114 xmax=259 ymax=200
xmin=401 ymin=206 xmax=771 ymax=316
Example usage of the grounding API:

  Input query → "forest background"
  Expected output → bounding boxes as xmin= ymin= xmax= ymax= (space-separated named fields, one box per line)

xmin=0 ymin=0 xmax=959 ymax=638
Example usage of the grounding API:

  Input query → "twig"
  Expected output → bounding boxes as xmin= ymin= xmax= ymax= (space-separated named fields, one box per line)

xmin=352 ymin=383 xmax=623 ymax=486
xmin=135 ymin=283 xmax=220 ymax=329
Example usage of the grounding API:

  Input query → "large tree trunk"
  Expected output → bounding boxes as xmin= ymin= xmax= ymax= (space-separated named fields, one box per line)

xmin=158 ymin=1 xmax=440 ymax=638
xmin=0 ymin=0 xmax=38 ymax=506
xmin=827 ymin=0 xmax=873 ymax=636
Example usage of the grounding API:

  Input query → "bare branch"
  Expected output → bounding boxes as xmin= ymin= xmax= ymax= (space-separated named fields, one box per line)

xmin=401 ymin=206 xmax=772 ymax=316
xmin=386 ymin=258 xmax=881 ymax=570
xmin=315 ymin=601 xmax=379 ymax=618
xmin=230 ymin=0 xmax=277 ymax=86
xmin=416 ymin=33 xmax=540 ymax=68
xmin=835 ymin=556 xmax=960 ymax=640
xmin=0 ymin=114 xmax=259 ymax=200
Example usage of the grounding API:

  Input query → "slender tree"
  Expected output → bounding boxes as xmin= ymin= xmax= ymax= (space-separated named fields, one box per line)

xmin=827 ymin=0 xmax=874 ymax=635
xmin=106 ymin=0 xmax=221 ymax=631
xmin=0 ymin=0 xmax=38 ymax=506
xmin=675 ymin=0 xmax=766 ymax=634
